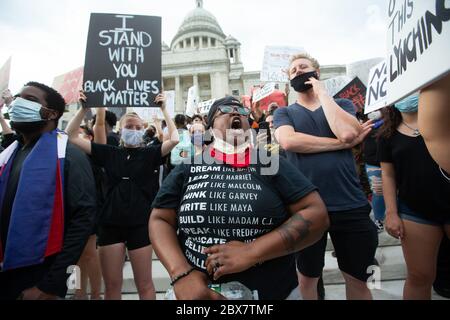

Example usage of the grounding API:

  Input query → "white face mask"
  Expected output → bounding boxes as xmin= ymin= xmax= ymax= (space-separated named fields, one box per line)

xmin=8 ymin=97 xmax=43 ymax=122
xmin=121 ymin=128 xmax=145 ymax=146
xmin=368 ymin=110 xmax=382 ymax=121
xmin=212 ymin=134 xmax=250 ymax=154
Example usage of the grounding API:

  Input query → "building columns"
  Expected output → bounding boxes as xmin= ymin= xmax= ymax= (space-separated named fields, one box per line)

xmin=175 ymin=76 xmax=183 ymax=113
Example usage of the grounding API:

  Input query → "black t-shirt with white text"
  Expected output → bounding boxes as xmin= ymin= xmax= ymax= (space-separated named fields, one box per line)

xmin=152 ymin=153 xmax=317 ymax=299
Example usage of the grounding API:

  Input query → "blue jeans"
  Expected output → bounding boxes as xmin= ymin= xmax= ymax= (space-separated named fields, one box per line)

xmin=365 ymin=164 xmax=386 ymax=221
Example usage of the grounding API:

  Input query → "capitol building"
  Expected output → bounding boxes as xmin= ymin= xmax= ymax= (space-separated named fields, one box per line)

xmin=161 ymin=0 xmax=346 ymax=113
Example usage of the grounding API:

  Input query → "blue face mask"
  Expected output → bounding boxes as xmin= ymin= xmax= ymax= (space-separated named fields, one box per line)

xmin=394 ymin=93 xmax=419 ymax=113
xmin=121 ymin=128 xmax=145 ymax=146
xmin=191 ymin=131 xmax=204 ymax=146
xmin=8 ymin=97 xmax=44 ymax=122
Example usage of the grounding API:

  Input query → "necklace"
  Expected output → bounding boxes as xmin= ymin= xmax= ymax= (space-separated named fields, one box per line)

xmin=402 ymin=121 xmax=420 ymax=136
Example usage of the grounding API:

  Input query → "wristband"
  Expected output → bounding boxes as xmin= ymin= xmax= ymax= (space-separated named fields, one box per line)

xmin=170 ymin=267 xmax=195 ymax=286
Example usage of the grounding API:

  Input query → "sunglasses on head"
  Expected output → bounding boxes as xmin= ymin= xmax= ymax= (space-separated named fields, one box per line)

xmin=217 ymin=105 xmax=251 ymax=116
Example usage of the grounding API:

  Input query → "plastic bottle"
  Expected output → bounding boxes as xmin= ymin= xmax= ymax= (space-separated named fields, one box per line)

xmin=164 ymin=281 xmax=258 ymax=300
xmin=209 ymin=281 xmax=258 ymax=300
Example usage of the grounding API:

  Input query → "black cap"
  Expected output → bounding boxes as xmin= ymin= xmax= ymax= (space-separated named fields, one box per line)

xmin=206 ymin=96 xmax=243 ymax=129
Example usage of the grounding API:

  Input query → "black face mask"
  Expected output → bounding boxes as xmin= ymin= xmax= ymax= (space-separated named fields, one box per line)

xmin=290 ymin=71 xmax=319 ymax=93
xmin=11 ymin=121 xmax=47 ymax=135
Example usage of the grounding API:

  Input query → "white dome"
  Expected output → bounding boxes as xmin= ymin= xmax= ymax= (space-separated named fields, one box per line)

xmin=171 ymin=1 xmax=226 ymax=49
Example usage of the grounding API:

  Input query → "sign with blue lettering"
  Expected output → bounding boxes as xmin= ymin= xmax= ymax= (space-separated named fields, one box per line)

xmin=83 ymin=13 xmax=161 ymax=108
xmin=387 ymin=0 xmax=450 ymax=106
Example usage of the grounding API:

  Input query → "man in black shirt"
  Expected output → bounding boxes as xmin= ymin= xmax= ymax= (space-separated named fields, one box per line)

xmin=0 ymin=82 xmax=96 ymax=300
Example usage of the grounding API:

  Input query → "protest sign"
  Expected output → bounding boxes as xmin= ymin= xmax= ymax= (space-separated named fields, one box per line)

xmin=132 ymin=90 xmax=175 ymax=120
xmin=333 ymin=77 xmax=367 ymax=113
xmin=197 ymin=99 xmax=215 ymax=115
xmin=252 ymin=83 xmax=276 ymax=103
xmin=0 ymin=57 xmax=12 ymax=105
xmin=323 ymin=76 xmax=352 ymax=97
xmin=83 ymin=13 xmax=161 ymax=108
xmin=260 ymin=46 xmax=305 ymax=82
xmin=365 ymin=60 xmax=388 ymax=114
xmin=52 ymin=66 xmax=84 ymax=105
xmin=386 ymin=0 xmax=450 ymax=105
xmin=185 ymin=85 xmax=199 ymax=117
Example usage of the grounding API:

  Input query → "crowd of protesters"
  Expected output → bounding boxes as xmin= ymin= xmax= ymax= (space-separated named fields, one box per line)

xmin=0 ymin=52 xmax=448 ymax=301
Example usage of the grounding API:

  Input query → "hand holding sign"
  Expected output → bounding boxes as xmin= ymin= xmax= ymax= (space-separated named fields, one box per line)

xmin=1 ymin=89 xmax=13 ymax=106
xmin=154 ymin=93 xmax=166 ymax=111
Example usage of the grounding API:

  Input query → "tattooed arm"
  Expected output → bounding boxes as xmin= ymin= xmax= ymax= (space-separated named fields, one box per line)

xmin=205 ymin=191 xmax=329 ymax=280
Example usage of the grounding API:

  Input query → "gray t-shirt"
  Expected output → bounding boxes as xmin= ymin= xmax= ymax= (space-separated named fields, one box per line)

xmin=273 ymin=98 xmax=368 ymax=212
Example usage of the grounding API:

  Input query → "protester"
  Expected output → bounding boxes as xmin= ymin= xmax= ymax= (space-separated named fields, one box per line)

xmin=189 ymin=122 xmax=206 ymax=157
xmin=170 ymin=114 xmax=192 ymax=167
xmin=0 ymin=82 xmax=96 ymax=300
xmin=274 ymin=52 xmax=377 ymax=300
xmin=150 ymin=96 xmax=329 ymax=300
xmin=378 ymin=94 xmax=450 ymax=300
xmin=418 ymin=73 xmax=450 ymax=175
xmin=71 ymin=119 xmax=106 ymax=300
xmin=363 ymin=110 xmax=386 ymax=232
xmin=191 ymin=114 xmax=205 ymax=126
xmin=66 ymin=92 xmax=179 ymax=300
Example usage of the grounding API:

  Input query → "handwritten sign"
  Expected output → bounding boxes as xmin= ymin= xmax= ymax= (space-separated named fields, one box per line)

xmin=197 ymin=99 xmax=216 ymax=115
xmin=260 ymin=46 xmax=305 ymax=82
xmin=52 ymin=67 xmax=84 ymax=105
xmin=252 ymin=83 xmax=276 ymax=103
xmin=365 ymin=60 xmax=388 ymax=114
xmin=83 ymin=13 xmax=161 ymax=108
xmin=333 ymin=77 xmax=367 ymax=113
xmin=386 ymin=0 xmax=450 ymax=105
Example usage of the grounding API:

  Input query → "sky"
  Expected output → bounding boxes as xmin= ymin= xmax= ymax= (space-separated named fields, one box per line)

xmin=0 ymin=0 xmax=388 ymax=94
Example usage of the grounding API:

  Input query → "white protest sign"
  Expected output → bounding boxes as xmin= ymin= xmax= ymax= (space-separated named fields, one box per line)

xmin=365 ymin=60 xmax=388 ymax=114
xmin=323 ymin=76 xmax=352 ymax=97
xmin=186 ymin=85 xmax=199 ymax=117
xmin=260 ymin=46 xmax=305 ymax=82
xmin=132 ymin=90 xmax=175 ymax=120
xmin=197 ymin=99 xmax=216 ymax=115
xmin=252 ymin=82 xmax=276 ymax=103
xmin=386 ymin=0 xmax=450 ymax=106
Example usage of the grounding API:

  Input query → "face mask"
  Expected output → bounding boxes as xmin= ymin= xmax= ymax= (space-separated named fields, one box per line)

xmin=290 ymin=71 xmax=318 ymax=93
xmin=191 ymin=131 xmax=204 ymax=147
xmin=8 ymin=97 xmax=44 ymax=122
xmin=121 ymin=128 xmax=145 ymax=146
xmin=368 ymin=110 xmax=382 ymax=121
xmin=212 ymin=135 xmax=250 ymax=155
xmin=394 ymin=93 xmax=419 ymax=113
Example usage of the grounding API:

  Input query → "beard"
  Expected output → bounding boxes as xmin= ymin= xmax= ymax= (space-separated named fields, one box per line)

xmin=10 ymin=121 xmax=47 ymax=135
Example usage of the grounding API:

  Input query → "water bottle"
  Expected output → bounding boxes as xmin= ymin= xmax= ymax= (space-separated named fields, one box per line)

xmin=209 ymin=281 xmax=258 ymax=300
xmin=164 ymin=281 xmax=259 ymax=300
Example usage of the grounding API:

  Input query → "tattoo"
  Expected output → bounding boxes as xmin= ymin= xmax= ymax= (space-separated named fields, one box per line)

xmin=277 ymin=212 xmax=313 ymax=253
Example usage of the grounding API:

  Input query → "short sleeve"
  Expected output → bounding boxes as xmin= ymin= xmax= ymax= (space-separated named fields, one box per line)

xmin=151 ymin=164 xmax=187 ymax=209
xmin=336 ymin=99 xmax=356 ymax=116
xmin=377 ymin=136 xmax=393 ymax=163
xmin=272 ymin=157 xmax=317 ymax=204
xmin=273 ymin=107 xmax=294 ymax=129
xmin=90 ymin=142 xmax=117 ymax=167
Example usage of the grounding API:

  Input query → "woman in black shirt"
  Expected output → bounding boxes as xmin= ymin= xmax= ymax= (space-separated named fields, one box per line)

xmin=377 ymin=94 xmax=450 ymax=300
xmin=67 ymin=93 xmax=179 ymax=300
xmin=150 ymin=96 xmax=329 ymax=300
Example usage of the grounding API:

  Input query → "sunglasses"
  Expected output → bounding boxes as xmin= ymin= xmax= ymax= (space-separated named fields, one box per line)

xmin=217 ymin=105 xmax=251 ymax=116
